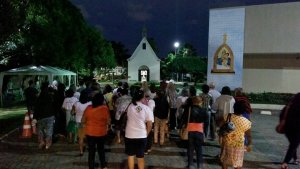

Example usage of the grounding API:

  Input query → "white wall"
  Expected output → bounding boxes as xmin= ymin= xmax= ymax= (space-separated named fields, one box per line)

xmin=128 ymin=37 xmax=160 ymax=83
xmin=128 ymin=55 xmax=160 ymax=82
xmin=245 ymin=2 xmax=300 ymax=53
xmin=207 ymin=7 xmax=245 ymax=91
xmin=243 ymin=69 xmax=300 ymax=93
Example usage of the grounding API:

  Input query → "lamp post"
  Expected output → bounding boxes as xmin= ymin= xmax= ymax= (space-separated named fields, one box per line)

xmin=173 ymin=41 xmax=180 ymax=82
xmin=174 ymin=41 xmax=180 ymax=55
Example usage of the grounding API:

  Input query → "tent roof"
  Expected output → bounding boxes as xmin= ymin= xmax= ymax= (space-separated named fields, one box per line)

xmin=0 ymin=65 xmax=76 ymax=76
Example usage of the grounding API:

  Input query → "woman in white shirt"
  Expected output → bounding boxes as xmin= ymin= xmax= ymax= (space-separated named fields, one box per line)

xmin=62 ymin=89 xmax=78 ymax=143
xmin=73 ymin=91 xmax=91 ymax=156
xmin=125 ymin=90 xmax=154 ymax=169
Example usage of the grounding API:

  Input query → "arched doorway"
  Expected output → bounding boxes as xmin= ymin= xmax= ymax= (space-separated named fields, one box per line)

xmin=138 ymin=65 xmax=150 ymax=82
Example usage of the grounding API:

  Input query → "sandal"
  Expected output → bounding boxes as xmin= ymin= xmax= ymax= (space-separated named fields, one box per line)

xmin=281 ymin=163 xmax=288 ymax=169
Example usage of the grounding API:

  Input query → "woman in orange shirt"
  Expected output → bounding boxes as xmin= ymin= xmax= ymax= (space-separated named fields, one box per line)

xmin=82 ymin=93 xmax=110 ymax=169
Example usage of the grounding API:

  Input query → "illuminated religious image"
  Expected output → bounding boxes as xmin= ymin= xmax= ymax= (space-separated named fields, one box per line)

xmin=211 ymin=33 xmax=235 ymax=73
xmin=141 ymin=70 xmax=147 ymax=82
xmin=216 ymin=48 xmax=231 ymax=69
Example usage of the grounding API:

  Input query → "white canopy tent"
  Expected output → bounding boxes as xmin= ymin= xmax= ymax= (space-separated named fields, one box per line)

xmin=0 ymin=65 xmax=77 ymax=107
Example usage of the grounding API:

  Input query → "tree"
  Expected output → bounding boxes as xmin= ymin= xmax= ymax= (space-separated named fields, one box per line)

xmin=0 ymin=0 xmax=19 ymax=45
xmin=161 ymin=43 xmax=207 ymax=82
xmin=0 ymin=0 xmax=116 ymax=79
xmin=110 ymin=41 xmax=130 ymax=67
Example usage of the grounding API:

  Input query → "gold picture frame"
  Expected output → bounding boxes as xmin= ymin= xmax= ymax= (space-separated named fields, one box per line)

xmin=211 ymin=34 xmax=235 ymax=73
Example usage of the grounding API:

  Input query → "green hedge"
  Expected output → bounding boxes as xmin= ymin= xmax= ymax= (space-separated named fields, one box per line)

xmin=245 ymin=92 xmax=294 ymax=105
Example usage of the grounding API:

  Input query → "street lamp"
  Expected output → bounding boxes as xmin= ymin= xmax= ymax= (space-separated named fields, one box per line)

xmin=174 ymin=41 xmax=180 ymax=55
xmin=173 ymin=41 xmax=180 ymax=81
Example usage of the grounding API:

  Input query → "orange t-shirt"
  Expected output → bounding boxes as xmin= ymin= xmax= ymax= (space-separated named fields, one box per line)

xmin=84 ymin=105 xmax=110 ymax=136
xmin=187 ymin=123 xmax=204 ymax=133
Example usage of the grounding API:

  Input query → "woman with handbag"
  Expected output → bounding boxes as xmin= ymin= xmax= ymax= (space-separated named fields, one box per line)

xmin=220 ymin=101 xmax=252 ymax=169
xmin=81 ymin=93 xmax=110 ymax=169
xmin=279 ymin=93 xmax=300 ymax=169
xmin=124 ymin=90 xmax=154 ymax=169
xmin=180 ymin=96 xmax=208 ymax=169
xmin=62 ymin=89 xmax=79 ymax=143
xmin=188 ymin=96 xmax=208 ymax=169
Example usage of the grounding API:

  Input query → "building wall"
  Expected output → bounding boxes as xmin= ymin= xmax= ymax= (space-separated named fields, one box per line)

xmin=128 ymin=55 xmax=160 ymax=83
xmin=242 ymin=2 xmax=300 ymax=94
xmin=127 ymin=38 xmax=160 ymax=83
xmin=207 ymin=7 xmax=245 ymax=91
xmin=244 ymin=2 xmax=300 ymax=53
xmin=243 ymin=68 xmax=300 ymax=93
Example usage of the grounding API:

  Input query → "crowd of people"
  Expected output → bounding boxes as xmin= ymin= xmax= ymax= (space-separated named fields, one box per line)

xmin=23 ymin=79 xmax=299 ymax=169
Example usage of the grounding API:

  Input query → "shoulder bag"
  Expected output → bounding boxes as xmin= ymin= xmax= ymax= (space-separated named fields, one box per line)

xmin=120 ymin=103 xmax=131 ymax=131
xmin=218 ymin=113 xmax=235 ymax=137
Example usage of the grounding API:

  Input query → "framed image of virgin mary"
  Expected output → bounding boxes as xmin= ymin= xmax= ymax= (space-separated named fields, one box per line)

xmin=211 ymin=34 xmax=235 ymax=73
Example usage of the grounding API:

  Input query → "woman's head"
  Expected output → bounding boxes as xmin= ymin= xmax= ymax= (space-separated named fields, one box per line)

xmin=202 ymin=84 xmax=210 ymax=94
xmin=167 ymin=82 xmax=176 ymax=91
xmin=79 ymin=90 xmax=89 ymax=104
xmin=132 ymin=90 xmax=144 ymax=105
xmin=156 ymin=89 xmax=166 ymax=98
xmin=40 ymin=81 xmax=50 ymax=92
xmin=143 ymin=89 xmax=152 ymax=99
xmin=65 ymin=88 xmax=74 ymax=98
xmin=181 ymin=88 xmax=189 ymax=97
xmin=189 ymin=86 xmax=196 ymax=97
xmin=92 ymin=93 xmax=105 ymax=108
xmin=234 ymin=87 xmax=243 ymax=96
xmin=103 ymin=84 xmax=113 ymax=94
xmin=221 ymin=86 xmax=231 ymax=95
xmin=234 ymin=101 xmax=246 ymax=115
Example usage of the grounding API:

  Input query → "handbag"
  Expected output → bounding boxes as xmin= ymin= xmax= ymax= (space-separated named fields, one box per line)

xmin=67 ymin=115 xmax=77 ymax=133
xmin=218 ymin=113 xmax=235 ymax=137
xmin=120 ymin=103 xmax=131 ymax=131
xmin=179 ymin=107 xmax=191 ymax=140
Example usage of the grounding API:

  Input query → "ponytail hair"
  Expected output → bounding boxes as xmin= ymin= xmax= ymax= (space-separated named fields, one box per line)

xmin=132 ymin=90 xmax=144 ymax=105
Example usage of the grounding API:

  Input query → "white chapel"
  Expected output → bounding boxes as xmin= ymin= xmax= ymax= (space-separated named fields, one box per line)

xmin=127 ymin=30 xmax=160 ymax=83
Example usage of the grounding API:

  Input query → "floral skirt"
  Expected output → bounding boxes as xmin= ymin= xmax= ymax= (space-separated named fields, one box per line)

xmin=220 ymin=145 xmax=245 ymax=168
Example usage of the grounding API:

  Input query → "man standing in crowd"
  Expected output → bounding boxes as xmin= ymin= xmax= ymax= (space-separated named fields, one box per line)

xmin=24 ymin=80 xmax=39 ymax=113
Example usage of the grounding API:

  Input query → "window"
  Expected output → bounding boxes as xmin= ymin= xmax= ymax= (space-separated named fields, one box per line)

xmin=142 ymin=43 xmax=146 ymax=50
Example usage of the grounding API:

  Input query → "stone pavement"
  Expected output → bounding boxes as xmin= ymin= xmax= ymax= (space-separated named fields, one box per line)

xmin=0 ymin=110 xmax=299 ymax=169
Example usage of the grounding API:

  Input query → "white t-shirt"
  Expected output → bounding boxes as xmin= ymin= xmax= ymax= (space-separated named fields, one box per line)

xmin=176 ymin=96 xmax=188 ymax=118
xmin=73 ymin=91 xmax=80 ymax=100
xmin=147 ymin=99 xmax=155 ymax=112
xmin=125 ymin=102 xmax=154 ymax=139
xmin=62 ymin=97 xmax=78 ymax=111
xmin=74 ymin=101 xmax=92 ymax=123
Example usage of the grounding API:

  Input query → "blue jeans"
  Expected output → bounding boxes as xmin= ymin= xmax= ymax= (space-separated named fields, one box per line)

xmin=86 ymin=135 xmax=107 ymax=169
xmin=37 ymin=116 xmax=55 ymax=142
xmin=188 ymin=131 xmax=204 ymax=169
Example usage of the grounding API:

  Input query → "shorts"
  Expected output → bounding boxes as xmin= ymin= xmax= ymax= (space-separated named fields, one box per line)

xmin=77 ymin=123 xmax=85 ymax=139
xmin=125 ymin=137 xmax=147 ymax=158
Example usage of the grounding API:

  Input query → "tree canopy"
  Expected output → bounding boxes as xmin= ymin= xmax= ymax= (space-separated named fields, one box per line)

xmin=0 ymin=0 xmax=116 ymax=77
xmin=161 ymin=44 xmax=207 ymax=82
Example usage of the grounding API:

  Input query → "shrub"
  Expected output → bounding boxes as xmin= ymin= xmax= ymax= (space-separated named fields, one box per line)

xmin=245 ymin=92 xmax=294 ymax=105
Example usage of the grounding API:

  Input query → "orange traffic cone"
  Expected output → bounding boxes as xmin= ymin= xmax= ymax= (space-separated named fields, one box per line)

xmin=21 ymin=112 xmax=32 ymax=138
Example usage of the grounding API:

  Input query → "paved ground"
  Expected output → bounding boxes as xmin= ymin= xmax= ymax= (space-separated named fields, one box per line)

xmin=0 ymin=110 xmax=299 ymax=169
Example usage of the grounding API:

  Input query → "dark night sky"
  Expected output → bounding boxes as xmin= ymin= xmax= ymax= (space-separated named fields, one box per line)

xmin=71 ymin=0 xmax=299 ymax=58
